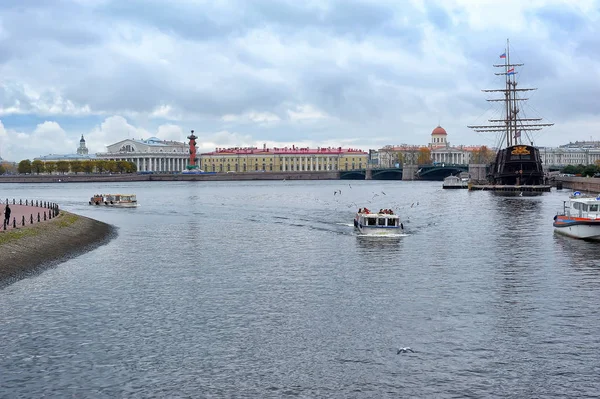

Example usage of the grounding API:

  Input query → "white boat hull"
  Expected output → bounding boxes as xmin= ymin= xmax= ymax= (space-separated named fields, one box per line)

xmin=554 ymin=224 xmax=600 ymax=240
xmin=356 ymin=226 xmax=402 ymax=235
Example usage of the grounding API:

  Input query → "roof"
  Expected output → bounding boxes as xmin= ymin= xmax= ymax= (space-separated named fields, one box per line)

xmin=432 ymin=126 xmax=447 ymax=135
xmin=34 ymin=154 xmax=98 ymax=161
xmin=201 ymin=146 xmax=368 ymax=156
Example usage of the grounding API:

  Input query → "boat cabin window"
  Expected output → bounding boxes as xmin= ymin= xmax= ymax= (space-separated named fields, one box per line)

xmin=589 ymin=204 xmax=599 ymax=212
xmin=377 ymin=218 xmax=386 ymax=226
xmin=388 ymin=218 xmax=397 ymax=227
xmin=366 ymin=217 xmax=377 ymax=226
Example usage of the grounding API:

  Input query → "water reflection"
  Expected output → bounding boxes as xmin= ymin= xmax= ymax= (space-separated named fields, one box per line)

xmin=355 ymin=236 xmax=404 ymax=251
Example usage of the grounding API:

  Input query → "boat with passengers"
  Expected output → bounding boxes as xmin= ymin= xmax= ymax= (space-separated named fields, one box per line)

xmin=354 ymin=208 xmax=404 ymax=235
xmin=553 ymin=191 xmax=600 ymax=240
xmin=89 ymin=194 xmax=139 ymax=208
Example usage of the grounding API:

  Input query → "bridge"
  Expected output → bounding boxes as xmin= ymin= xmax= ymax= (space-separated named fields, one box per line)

xmin=339 ymin=164 xmax=470 ymax=180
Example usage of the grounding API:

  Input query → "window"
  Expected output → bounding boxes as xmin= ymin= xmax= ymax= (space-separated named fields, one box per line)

xmin=367 ymin=217 xmax=377 ymax=226
xmin=377 ymin=218 xmax=386 ymax=226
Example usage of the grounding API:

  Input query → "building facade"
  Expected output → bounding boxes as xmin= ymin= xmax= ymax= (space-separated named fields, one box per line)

xmin=96 ymin=137 xmax=190 ymax=172
xmin=35 ymin=135 xmax=97 ymax=162
xmin=200 ymin=145 xmax=368 ymax=173
xmin=378 ymin=126 xmax=486 ymax=167
xmin=539 ymin=147 xmax=600 ymax=167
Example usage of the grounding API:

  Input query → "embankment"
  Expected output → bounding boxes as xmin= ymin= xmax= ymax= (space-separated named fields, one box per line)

xmin=0 ymin=211 xmax=116 ymax=287
xmin=0 ymin=171 xmax=340 ymax=183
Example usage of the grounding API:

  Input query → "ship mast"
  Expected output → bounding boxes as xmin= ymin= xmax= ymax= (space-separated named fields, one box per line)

xmin=467 ymin=38 xmax=553 ymax=148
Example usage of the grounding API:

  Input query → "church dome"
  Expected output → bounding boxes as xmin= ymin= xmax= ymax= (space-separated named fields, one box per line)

xmin=432 ymin=126 xmax=447 ymax=135
xmin=80 ymin=135 xmax=86 ymax=142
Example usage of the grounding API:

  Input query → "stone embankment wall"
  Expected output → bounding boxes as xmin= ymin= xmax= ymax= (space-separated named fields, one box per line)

xmin=0 ymin=209 xmax=115 ymax=287
xmin=0 ymin=171 xmax=340 ymax=183
xmin=555 ymin=176 xmax=600 ymax=193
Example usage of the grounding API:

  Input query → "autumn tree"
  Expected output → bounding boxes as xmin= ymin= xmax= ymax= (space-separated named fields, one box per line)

xmin=44 ymin=162 xmax=57 ymax=174
xmin=105 ymin=160 xmax=117 ymax=173
xmin=70 ymin=160 xmax=84 ymax=174
xmin=18 ymin=160 xmax=32 ymax=174
xmin=417 ymin=147 xmax=432 ymax=164
xmin=82 ymin=161 xmax=95 ymax=174
xmin=31 ymin=160 xmax=45 ymax=174
xmin=56 ymin=161 xmax=70 ymax=174
xmin=96 ymin=160 xmax=106 ymax=173
xmin=0 ymin=164 xmax=5 ymax=175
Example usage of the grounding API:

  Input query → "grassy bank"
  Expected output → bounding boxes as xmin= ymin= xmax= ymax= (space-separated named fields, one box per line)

xmin=0 ymin=211 xmax=116 ymax=287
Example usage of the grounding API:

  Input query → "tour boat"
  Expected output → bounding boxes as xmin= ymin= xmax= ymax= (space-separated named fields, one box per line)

xmin=553 ymin=191 xmax=600 ymax=240
xmin=89 ymin=194 xmax=139 ymax=208
xmin=442 ymin=175 xmax=469 ymax=189
xmin=353 ymin=208 xmax=404 ymax=235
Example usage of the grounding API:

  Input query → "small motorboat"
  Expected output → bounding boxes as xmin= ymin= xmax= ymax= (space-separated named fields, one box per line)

xmin=354 ymin=208 xmax=404 ymax=235
xmin=89 ymin=194 xmax=138 ymax=208
xmin=553 ymin=191 xmax=600 ymax=240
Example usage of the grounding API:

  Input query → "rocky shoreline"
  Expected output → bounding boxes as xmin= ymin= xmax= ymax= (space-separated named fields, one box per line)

xmin=0 ymin=211 xmax=116 ymax=288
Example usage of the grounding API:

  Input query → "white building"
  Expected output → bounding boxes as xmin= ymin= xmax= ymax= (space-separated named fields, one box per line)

xmin=96 ymin=137 xmax=191 ymax=172
xmin=35 ymin=135 xmax=97 ymax=162
xmin=539 ymin=147 xmax=600 ymax=167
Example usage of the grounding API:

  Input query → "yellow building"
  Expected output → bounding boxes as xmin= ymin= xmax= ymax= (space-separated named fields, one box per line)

xmin=201 ymin=145 xmax=368 ymax=173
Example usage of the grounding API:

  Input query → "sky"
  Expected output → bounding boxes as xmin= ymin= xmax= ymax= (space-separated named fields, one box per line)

xmin=1 ymin=0 xmax=600 ymax=161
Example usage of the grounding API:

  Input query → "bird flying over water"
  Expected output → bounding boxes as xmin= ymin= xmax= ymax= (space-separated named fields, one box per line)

xmin=397 ymin=347 xmax=414 ymax=354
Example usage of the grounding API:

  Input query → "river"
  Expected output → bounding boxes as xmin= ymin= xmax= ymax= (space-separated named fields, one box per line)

xmin=1 ymin=180 xmax=599 ymax=398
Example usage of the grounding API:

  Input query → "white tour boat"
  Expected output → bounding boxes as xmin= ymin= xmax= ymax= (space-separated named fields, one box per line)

xmin=442 ymin=175 xmax=469 ymax=189
xmin=89 ymin=194 xmax=139 ymax=208
xmin=553 ymin=191 xmax=600 ymax=240
xmin=353 ymin=208 xmax=404 ymax=235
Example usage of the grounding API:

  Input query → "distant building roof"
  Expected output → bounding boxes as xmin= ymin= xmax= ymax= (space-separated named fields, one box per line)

xmin=201 ymin=146 xmax=368 ymax=156
xmin=34 ymin=154 xmax=98 ymax=161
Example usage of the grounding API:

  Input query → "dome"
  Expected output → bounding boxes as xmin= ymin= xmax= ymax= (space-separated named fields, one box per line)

xmin=80 ymin=135 xmax=85 ymax=142
xmin=431 ymin=126 xmax=447 ymax=135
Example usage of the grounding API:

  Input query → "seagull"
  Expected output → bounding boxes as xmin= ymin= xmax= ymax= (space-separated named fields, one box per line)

xmin=348 ymin=184 xmax=352 ymax=189
xmin=334 ymin=189 xmax=342 ymax=196
xmin=381 ymin=191 xmax=386 ymax=195
xmin=397 ymin=347 xmax=414 ymax=354
xmin=372 ymin=193 xmax=379 ymax=199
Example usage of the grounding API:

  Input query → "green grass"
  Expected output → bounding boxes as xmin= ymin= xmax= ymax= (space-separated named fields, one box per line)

xmin=0 ymin=211 xmax=80 ymax=245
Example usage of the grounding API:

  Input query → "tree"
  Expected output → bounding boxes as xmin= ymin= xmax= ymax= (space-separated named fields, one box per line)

xmin=471 ymin=146 xmax=496 ymax=164
xmin=116 ymin=161 xmax=128 ymax=173
xmin=70 ymin=160 xmax=83 ymax=174
xmin=105 ymin=160 xmax=117 ymax=173
xmin=125 ymin=161 xmax=137 ymax=173
xmin=18 ymin=160 xmax=32 ymax=174
xmin=31 ymin=160 xmax=45 ymax=174
xmin=44 ymin=161 xmax=57 ymax=174
xmin=96 ymin=160 xmax=106 ymax=173
xmin=56 ymin=161 xmax=70 ymax=174
xmin=82 ymin=161 xmax=95 ymax=174
xmin=417 ymin=147 xmax=431 ymax=165
xmin=0 ymin=164 xmax=5 ymax=175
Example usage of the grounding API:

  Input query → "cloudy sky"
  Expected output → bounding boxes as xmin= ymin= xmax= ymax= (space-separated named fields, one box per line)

xmin=1 ymin=0 xmax=599 ymax=161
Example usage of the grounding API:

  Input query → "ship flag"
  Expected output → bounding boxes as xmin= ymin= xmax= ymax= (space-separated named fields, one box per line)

xmin=506 ymin=67 xmax=515 ymax=75
xmin=499 ymin=52 xmax=506 ymax=59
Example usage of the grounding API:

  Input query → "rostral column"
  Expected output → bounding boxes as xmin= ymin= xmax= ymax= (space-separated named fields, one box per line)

xmin=186 ymin=130 xmax=199 ymax=170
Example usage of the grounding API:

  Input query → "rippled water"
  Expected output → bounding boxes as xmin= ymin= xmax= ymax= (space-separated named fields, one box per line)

xmin=1 ymin=180 xmax=600 ymax=397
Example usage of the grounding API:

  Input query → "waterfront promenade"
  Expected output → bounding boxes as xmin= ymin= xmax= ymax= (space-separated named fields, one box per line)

xmin=1 ymin=201 xmax=58 ymax=231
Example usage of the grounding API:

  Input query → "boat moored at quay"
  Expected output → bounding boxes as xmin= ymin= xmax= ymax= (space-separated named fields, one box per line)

xmin=553 ymin=192 xmax=600 ymax=240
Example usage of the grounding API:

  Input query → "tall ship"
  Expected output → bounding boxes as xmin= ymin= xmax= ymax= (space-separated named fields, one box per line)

xmin=468 ymin=39 xmax=554 ymax=196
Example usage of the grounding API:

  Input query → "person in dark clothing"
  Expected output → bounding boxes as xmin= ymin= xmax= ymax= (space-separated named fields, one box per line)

xmin=4 ymin=204 xmax=11 ymax=225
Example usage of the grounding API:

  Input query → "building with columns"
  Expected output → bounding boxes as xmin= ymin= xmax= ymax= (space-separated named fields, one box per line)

xmin=96 ymin=137 xmax=190 ymax=172
xmin=200 ymin=145 xmax=368 ymax=173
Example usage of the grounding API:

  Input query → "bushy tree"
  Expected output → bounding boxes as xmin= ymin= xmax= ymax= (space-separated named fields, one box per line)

xmin=70 ymin=160 xmax=84 ymax=174
xmin=56 ymin=161 xmax=70 ymax=174
xmin=44 ymin=161 xmax=57 ymax=174
xmin=417 ymin=147 xmax=431 ymax=164
xmin=18 ymin=159 xmax=31 ymax=174
xmin=31 ymin=160 xmax=45 ymax=174
xmin=0 ymin=164 xmax=5 ymax=175
xmin=82 ymin=161 xmax=95 ymax=174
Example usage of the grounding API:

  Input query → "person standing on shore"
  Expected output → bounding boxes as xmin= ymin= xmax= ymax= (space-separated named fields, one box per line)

xmin=4 ymin=204 xmax=11 ymax=226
